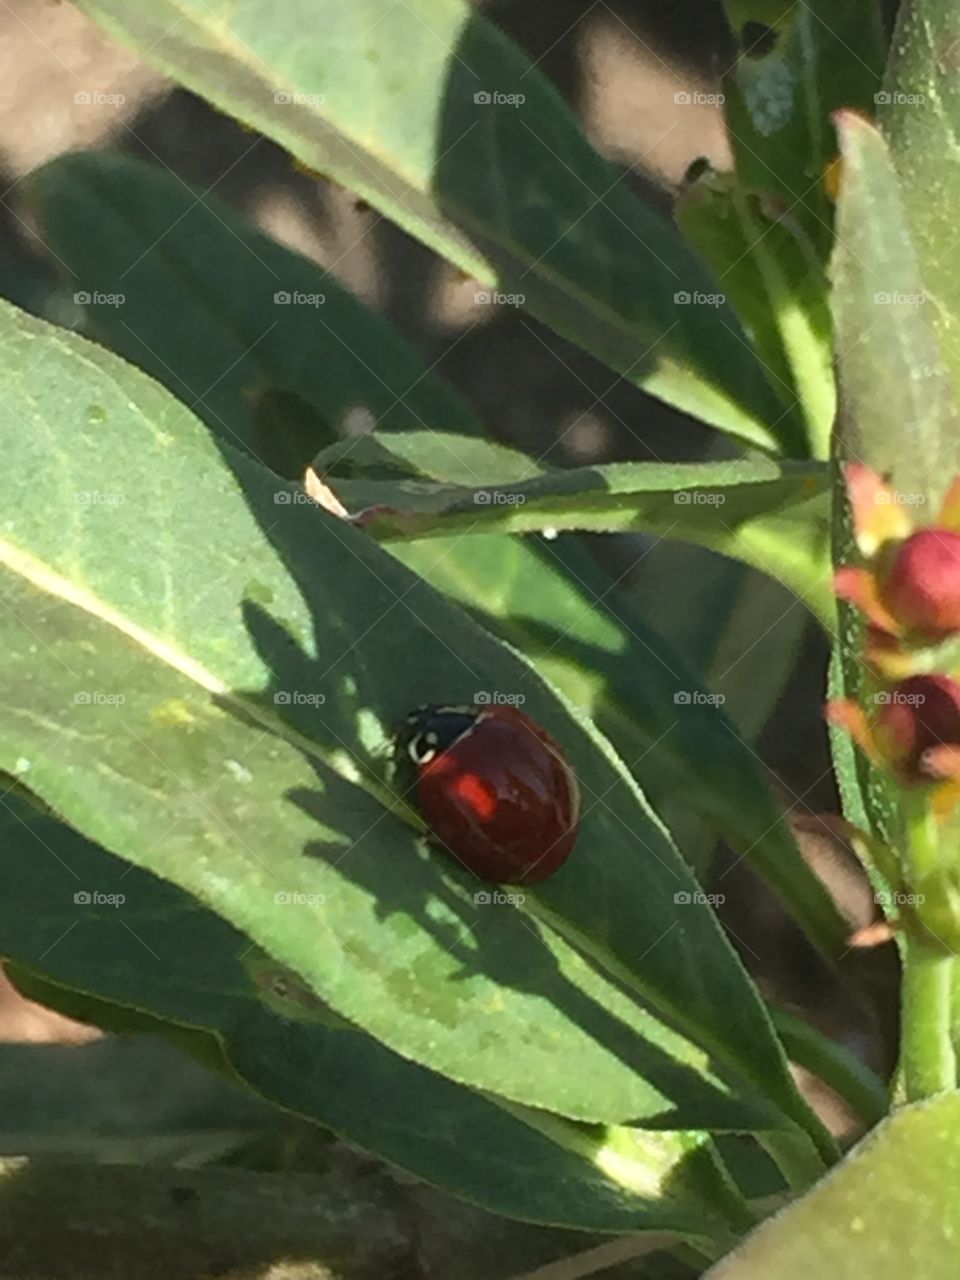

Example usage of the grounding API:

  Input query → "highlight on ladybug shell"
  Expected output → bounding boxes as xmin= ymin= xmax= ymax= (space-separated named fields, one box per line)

xmin=396 ymin=703 xmax=580 ymax=884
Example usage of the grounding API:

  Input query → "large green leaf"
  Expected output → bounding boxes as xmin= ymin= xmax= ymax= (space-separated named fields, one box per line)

xmin=24 ymin=149 xmax=848 ymax=966
xmin=25 ymin=151 xmax=483 ymax=468
xmin=69 ymin=1 xmax=797 ymax=450
xmin=0 ymin=796 xmax=747 ymax=1241
xmin=831 ymin=113 xmax=960 ymax=507
xmin=882 ymin=0 xmax=960 ymax=417
xmin=706 ymin=1093 xmax=960 ymax=1278
xmin=0 ymin=299 xmax=829 ymax=1153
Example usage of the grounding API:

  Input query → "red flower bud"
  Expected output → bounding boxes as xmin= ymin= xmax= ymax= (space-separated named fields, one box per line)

xmin=883 ymin=529 xmax=960 ymax=635
xmin=875 ymin=674 xmax=960 ymax=782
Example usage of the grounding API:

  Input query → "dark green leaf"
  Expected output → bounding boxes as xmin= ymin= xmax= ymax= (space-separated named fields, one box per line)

xmin=0 ymin=796 xmax=747 ymax=1241
xmin=69 ymin=1 xmax=797 ymax=448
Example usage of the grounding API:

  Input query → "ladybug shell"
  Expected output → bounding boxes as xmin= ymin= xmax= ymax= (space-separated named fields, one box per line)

xmin=411 ymin=705 xmax=580 ymax=884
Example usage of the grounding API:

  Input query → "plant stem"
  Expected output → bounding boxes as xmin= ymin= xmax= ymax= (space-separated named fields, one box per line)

xmin=767 ymin=1004 xmax=888 ymax=1127
xmin=899 ymin=932 xmax=957 ymax=1100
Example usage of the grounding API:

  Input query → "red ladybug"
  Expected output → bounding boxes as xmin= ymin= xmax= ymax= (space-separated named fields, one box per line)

xmin=397 ymin=703 xmax=580 ymax=884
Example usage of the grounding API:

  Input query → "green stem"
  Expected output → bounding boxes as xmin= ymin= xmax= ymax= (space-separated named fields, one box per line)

xmin=757 ymin=1129 xmax=829 ymax=1194
xmin=768 ymin=1004 xmax=888 ymax=1127
xmin=898 ymin=933 xmax=957 ymax=1100
xmin=895 ymin=796 xmax=957 ymax=1100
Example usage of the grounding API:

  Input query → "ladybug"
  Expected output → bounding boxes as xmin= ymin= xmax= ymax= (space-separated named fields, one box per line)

xmin=396 ymin=703 xmax=580 ymax=884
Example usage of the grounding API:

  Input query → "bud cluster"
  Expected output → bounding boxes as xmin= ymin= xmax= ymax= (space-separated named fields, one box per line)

xmin=828 ymin=464 xmax=960 ymax=798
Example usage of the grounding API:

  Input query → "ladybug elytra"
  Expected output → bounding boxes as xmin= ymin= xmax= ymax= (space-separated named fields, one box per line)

xmin=396 ymin=703 xmax=580 ymax=884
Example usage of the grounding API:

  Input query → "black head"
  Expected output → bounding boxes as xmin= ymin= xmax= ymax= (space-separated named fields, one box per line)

xmin=396 ymin=703 xmax=479 ymax=768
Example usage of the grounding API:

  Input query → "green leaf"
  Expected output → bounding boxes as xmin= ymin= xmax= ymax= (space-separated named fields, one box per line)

xmin=882 ymin=0 xmax=960 ymax=419
xmin=394 ymin=533 xmax=851 ymax=966
xmin=0 ymin=299 xmax=828 ymax=1150
xmin=69 ymin=1 xmax=797 ymax=449
xmin=0 ymin=1014 xmax=275 ymax=1162
xmin=706 ymin=1094 xmax=960 ymax=1278
xmin=677 ymin=170 xmax=834 ymax=457
xmin=24 ymin=151 xmax=483 ymax=469
xmin=0 ymin=796 xmax=747 ymax=1242
xmin=325 ymin=448 xmax=835 ymax=626
xmin=720 ymin=0 xmax=886 ymax=259
xmin=831 ymin=112 xmax=960 ymax=507
xmin=0 ymin=1155 xmax=416 ymax=1277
